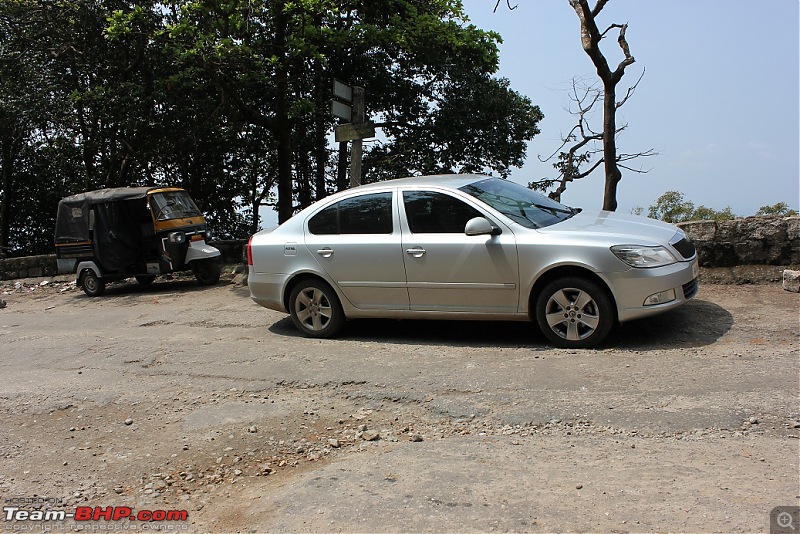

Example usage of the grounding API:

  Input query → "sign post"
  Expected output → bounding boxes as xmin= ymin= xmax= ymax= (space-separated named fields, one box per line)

xmin=349 ymin=86 xmax=365 ymax=188
xmin=331 ymin=80 xmax=373 ymax=188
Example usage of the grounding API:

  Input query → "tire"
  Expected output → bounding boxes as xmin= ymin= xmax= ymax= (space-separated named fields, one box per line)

xmin=81 ymin=270 xmax=105 ymax=297
xmin=535 ymin=277 xmax=614 ymax=348
xmin=135 ymin=275 xmax=156 ymax=287
xmin=193 ymin=259 xmax=220 ymax=286
xmin=288 ymin=279 xmax=345 ymax=338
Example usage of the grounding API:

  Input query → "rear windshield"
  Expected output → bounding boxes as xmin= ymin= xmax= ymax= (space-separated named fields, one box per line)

xmin=459 ymin=178 xmax=575 ymax=229
xmin=149 ymin=191 xmax=202 ymax=221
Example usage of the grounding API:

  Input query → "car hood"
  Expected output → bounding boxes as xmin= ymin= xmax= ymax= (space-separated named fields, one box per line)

xmin=535 ymin=209 xmax=680 ymax=245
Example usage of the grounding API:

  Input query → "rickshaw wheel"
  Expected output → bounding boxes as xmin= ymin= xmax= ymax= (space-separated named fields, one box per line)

xmin=194 ymin=259 xmax=220 ymax=286
xmin=81 ymin=270 xmax=105 ymax=297
xmin=135 ymin=275 xmax=156 ymax=287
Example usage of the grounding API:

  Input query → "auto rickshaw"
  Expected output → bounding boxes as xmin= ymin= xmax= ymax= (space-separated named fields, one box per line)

xmin=55 ymin=186 xmax=221 ymax=296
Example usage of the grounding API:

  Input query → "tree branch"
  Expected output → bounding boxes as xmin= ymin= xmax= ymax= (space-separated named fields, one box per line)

xmin=616 ymin=67 xmax=645 ymax=109
xmin=612 ymin=22 xmax=635 ymax=80
xmin=493 ymin=0 xmax=518 ymax=13
xmin=574 ymin=159 xmax=604 ymax=179
xmin=591 ymin=0 xmax=610 ymax=18
xmin=599 ymin=22 xmax=624 ymax=39
xmin=213 ymin=73 xmax=278 ymax=133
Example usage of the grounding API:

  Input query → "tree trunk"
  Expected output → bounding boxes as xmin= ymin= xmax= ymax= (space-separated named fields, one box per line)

xmin=336 ymin=142 xmax=348 ymax=192
xmin=313 ymin=22 xmax=328 ymax=202
xmin=298 ymin=148 xmax=312 ymax=209
xmin=601 ymin=82 xmax=620 ymax=212
xmin=274 ymin=1 xmax=294 ymax=224
xmin=0 ymin=128 xmax=14 ymax=255
xmin=249 ymin=164 xmax=260 ymax=236
xmin=570 ymin=0 xmax=635 ymax=212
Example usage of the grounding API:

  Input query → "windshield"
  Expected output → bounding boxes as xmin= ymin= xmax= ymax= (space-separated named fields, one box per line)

xmin=149 ymin=190 xmax=202 ymax=221
xmin=459 ymin=178 xmax=576 ymax=229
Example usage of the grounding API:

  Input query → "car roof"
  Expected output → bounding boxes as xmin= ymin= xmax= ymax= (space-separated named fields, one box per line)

xmin=351 ymin=174 xmax=492 ymax=192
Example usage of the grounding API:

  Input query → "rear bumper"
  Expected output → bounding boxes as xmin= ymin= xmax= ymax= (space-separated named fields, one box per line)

xmin=248 ymin=272 xmax=289 ymax=313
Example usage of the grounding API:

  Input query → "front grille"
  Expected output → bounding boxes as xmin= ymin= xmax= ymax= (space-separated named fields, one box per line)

xmin=682 ymin=277 xmax=698 ymax=300
xmin=672 ymin=237 xmax=696 ymax=259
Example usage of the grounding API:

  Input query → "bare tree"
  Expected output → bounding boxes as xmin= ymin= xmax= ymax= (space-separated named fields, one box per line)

xmin=568 ymin=0 xmax=638 ymax=211
xmin=495 ymin=0 xmax=649 ymax=211
xmin=533 ymin=74 xmax=655 ymax=203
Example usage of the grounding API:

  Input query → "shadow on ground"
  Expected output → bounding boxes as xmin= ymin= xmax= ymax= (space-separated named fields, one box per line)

xmin=269 ymin=298 xmax=733 ymax=352
xmin=67 ymin=276 xmax=237 ymax=300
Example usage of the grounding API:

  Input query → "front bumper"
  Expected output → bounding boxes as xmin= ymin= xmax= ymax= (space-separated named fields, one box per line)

xmin=608 ymin=258 xmax=699 ymax=322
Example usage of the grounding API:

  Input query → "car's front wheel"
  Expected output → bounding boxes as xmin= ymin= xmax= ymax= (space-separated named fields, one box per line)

xmin=288 ymin=279 xmax=345 ymax=338
xmin=535 ymin=277 xmax=614 ymax=348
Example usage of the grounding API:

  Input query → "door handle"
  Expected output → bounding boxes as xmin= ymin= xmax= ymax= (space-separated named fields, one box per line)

xmin=316 ymin=248 xmax=334 ymax=258
xmin=405 ymin=247 xmax=426 ymax=258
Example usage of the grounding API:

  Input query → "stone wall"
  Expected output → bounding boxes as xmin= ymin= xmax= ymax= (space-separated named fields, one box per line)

xmin=2 ymin=218 xmax=799 ymax=280
xmin=0 ymin=254 xmax=59 ymax=280
xmin=0 ymin=239 xmax=247 ymax=281
xmin=677 ymin=216 xmax=800 ymax=267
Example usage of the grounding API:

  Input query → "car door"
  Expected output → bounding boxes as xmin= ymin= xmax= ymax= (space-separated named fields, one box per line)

xmin=303 ymin=191 xmax=409 ymax=311
xmin=400 ymin=189 xmax=519 ymax=314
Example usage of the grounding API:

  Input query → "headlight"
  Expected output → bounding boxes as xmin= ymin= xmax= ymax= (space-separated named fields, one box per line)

xmin=168 ymin=231 xmax=186 ymax=244
xmin=611 ymin=245 xmax=677 ymax=268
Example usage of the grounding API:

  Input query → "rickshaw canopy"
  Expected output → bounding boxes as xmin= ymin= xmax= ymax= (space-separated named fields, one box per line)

xmin=55 ymin=187 xmax=175 ymax=243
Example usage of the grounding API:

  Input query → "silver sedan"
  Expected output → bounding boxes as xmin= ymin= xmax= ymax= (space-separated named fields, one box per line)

xmin=247 ymin=175 xmax=698 ymax=348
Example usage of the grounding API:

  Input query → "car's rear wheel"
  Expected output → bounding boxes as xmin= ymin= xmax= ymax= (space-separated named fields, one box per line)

xmin=288 ymin=279 xmax=345 ymax=338
xmin=81 ymin=270 xmax=105 ymax=297
xmin=535 ymin=277 xmax=614 ymax=348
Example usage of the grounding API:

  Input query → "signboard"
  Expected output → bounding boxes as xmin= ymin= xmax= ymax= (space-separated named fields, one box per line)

xmin=333 ymin=79 xmax=353 ymax=103
xmin=331 ymin=99 xmax=352 ymax=121
xmin=335 ymin=121 xmax=376 ymax=143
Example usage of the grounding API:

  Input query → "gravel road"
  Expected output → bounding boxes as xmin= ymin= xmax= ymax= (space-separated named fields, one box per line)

xmin=0 ymin=270 xmax=798 ymax=533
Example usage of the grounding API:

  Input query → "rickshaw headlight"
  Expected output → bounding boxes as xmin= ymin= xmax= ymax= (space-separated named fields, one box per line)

xmin=205 ymin=229 xmax=213 ymax=241
xmin=168 ymin=231 xmax=186 ymax=244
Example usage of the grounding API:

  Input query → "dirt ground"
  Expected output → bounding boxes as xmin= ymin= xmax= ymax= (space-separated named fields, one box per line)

xmin=0 ymin=267 xmax=798 ymax=533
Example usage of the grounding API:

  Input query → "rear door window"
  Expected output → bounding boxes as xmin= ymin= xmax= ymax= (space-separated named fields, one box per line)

xmin=308 ymin=192 xmax=393 ymax=235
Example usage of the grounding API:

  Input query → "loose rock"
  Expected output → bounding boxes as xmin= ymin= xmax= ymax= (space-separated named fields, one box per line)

xmin=783 ymin=270 xmax=800 ymax=293
xmin=361 ymin=430 xmax=380 ymax=441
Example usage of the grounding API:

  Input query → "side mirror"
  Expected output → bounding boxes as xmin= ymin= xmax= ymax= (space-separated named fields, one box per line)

xmin=465 ymin=217 xmax=501 ymax=236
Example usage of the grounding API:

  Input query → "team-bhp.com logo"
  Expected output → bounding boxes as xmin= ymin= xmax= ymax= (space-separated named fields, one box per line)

xmin=3 ymin=498 xmax=189 ymax=530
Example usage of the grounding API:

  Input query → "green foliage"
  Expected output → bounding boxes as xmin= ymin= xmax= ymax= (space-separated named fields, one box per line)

xmin=647 ymin=191 xmax=736 ymax=223
xmin=365 ymin=75 xmax=542 ymax=180
xmin=1 ymin=0 xmax=543 ymax=253
xmin=756 ymin=202 xmax=798 ymax=217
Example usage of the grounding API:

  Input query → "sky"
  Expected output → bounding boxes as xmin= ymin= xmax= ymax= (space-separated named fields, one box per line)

xmin=261 ymin=1 xmax=799 ymax=227
xmin=460 ymin=0 xmax=800 ymax=215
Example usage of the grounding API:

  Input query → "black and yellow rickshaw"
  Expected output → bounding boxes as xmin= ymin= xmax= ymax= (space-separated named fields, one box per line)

xmin=55 ymin=186 xmax=221 ymax=296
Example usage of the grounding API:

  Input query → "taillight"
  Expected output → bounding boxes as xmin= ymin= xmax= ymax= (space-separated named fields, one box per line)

xmin=246 ymin=235 xmax=254 ymax=266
